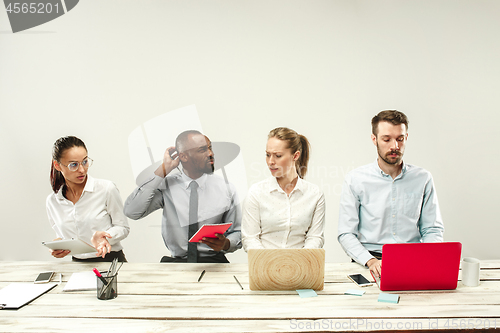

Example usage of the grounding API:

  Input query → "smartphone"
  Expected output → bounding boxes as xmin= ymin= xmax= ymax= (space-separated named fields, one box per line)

xmin=168 ymin=147 xmax=178 ymax=158
xmin=34 ymin=271 xmax=54 ymax=284
xmin=347 ymin=274 xmax=373 ymax=287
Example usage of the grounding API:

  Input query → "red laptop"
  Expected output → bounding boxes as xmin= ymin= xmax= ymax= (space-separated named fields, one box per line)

xmin=371 ymin=242 xmax=462 ymax=291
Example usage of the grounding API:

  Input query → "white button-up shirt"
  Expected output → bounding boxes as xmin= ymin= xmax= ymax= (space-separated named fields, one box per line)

xmin=242 ymin=176 xmax=325 ymax=250
xmin=46 ymin=175 xmax=130 ymax=259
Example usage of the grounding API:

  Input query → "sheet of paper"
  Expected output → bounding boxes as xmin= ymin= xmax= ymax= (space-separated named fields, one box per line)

xmin=378 ymin=292 xmax=400 ymax=304
xmin=63 ymin=271 xmax=97 ymax=292
xmin=344 ymin=289 xmax=366 ymax=296
xmin=296 ymin=289 xmax=318 ymax=298
xmin=0 ymin=283 xmax=57 ymax=309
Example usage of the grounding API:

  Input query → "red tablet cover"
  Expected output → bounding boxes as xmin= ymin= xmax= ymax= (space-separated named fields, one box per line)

xmin=379 ymin=242 xmax=462 ymax=291
xmin=188 ymin=223 xmax=232 ymax=243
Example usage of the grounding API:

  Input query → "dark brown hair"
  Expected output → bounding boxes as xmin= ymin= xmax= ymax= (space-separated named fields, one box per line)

xmin=50 ymin=136 xmax=87 ymax=193
xmin=371 ymin=110 xmax=409 ymax=136
xmin=268 ymin=127 xmax=310 ymax=178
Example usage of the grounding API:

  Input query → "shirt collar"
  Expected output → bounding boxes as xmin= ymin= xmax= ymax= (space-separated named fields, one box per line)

xmin=83 ymin=174 xmax=95 ymax=192
xmin=401 ymin=161 xmax=408 ymax=174
xmin=373 ymin=159 xmax=407 ymax=178
xmin=180 ymin=169 xmax=208 ymax=190
xmin=55 ymin=174 xmax=94 ymax=200
xmin=268 ymin=176 xmax=304 ymax=194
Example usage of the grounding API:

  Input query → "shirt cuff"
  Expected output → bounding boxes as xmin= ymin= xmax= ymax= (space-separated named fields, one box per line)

xmin=224 ymin=233 xmax=242 ymax=253
xmin=358 ymin=251 xmax=375 ymax=266
xmin=304 ymin=238 xmax=324 ymax=249
xmin=242 ymin=239 xmax=265 ymax=251
xmin=106 ymin=229 xmax=121 ymax=245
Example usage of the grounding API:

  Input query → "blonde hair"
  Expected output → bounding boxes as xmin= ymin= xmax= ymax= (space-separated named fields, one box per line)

xmin=268 ymin=127 xmax=310 ymax=178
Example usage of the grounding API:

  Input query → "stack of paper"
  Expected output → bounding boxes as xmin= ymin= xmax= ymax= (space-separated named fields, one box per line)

xmin=63 ymin=271 xmax=97 ymax=292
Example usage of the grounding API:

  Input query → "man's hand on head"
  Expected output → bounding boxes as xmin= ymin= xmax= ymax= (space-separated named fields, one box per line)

xmin=155 ymin=146 xmax=180 ymax=177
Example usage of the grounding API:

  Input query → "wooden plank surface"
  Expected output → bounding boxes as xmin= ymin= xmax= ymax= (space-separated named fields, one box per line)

xmin=2 ymin=262 xmax=499 ymax=284
xmin=1 ymin=318 xmax=499 ymax=333
xmin=1 ymin=261 xmax=500 ymax=332
xmin=2 ymin=280 xmax=499 ymax=296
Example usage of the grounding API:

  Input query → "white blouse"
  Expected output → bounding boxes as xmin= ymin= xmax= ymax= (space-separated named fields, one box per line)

xmin=242 ymin=176 xmax=325 ymax=250
xmin=46 ymin=175 xmax=130 ymax=259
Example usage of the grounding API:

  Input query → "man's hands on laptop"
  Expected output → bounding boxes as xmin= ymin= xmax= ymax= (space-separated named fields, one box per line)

xmin=367 ymin=258 xmax=382 ymax=278
xmin=201 ymin=233 xmax=230 ymax=252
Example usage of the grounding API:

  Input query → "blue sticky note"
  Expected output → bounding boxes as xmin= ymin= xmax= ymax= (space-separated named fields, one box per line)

xmin=378 ymin=293 xmax=400 ymax=304
xmin=296 ymin=289 xmax=318 ymax=298
xmin=345 ymin=289 xmax=366 ymax=296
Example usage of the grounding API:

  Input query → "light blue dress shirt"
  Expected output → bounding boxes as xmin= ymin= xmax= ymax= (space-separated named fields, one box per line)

xmin=338 ymin=160 xmax=444 ymax=265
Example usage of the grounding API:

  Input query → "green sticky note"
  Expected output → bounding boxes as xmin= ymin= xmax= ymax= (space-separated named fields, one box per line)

xmin=296 ymin=289 xmax=318 ymax=298
xmin=345 ymin=289 xmax=366 ymax=296
xmin=378 ymin=293 xmax=400 ymax=304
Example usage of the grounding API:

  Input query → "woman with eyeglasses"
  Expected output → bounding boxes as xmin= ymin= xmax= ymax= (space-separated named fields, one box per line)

xmin=46 ymin=136 xmax=130 ymax=262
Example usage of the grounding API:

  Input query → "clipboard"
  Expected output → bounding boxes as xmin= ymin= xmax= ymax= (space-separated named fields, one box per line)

xmin=188 ymin=223 xmax=232 ymax=243
xmin=42 ymin=238 xmax=96 ymax=255
xmin=0 ymin=283 xmax=57 ymax=309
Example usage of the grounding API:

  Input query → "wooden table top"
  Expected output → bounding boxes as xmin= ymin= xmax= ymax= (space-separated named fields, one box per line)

xmin=0 ymin=261 xmax=499 ymax=332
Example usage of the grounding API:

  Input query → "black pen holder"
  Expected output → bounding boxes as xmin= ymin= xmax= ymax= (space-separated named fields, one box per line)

xmin=97 ymin=272 xmax=118 ymax=300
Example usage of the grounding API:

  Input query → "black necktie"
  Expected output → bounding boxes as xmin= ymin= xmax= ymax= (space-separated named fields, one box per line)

xmin=187 ymin=181 xmax=199 ymax=263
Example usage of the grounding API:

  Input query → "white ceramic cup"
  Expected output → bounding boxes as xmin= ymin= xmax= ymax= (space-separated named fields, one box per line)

xmin=462 ymin=257 xmax=480 ymax=287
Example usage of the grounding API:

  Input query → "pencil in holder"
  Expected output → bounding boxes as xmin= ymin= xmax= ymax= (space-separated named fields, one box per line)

xmin=96 ymin=272 xmax=118 ymax=300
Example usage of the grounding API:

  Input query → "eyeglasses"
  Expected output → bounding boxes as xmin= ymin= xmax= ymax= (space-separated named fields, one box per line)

xmin=58 ymin=157 xmax=93 ymax=172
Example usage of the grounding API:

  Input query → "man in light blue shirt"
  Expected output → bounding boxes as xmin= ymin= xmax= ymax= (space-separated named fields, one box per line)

xmin=338 ymin=110 xmax=444 ymax=277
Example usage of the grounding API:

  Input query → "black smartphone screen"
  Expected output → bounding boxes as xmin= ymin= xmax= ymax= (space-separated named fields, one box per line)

xmin=349 ymin=274 xmax=370 ymax=285
xmin=35 ymin=272 xmax=53 ymax=282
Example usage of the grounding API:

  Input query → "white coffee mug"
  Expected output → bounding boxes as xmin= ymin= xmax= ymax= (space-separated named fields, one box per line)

xmin=461 ymin=257 xmax=480 ymax=287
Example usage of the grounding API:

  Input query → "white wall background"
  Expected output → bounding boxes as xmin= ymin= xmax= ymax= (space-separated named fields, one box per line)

xmin=1 ymin=0 xmax=499 ymax=263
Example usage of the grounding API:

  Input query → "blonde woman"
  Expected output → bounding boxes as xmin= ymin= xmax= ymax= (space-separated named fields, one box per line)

xmin=242 ymin=127 xmax=325 ymax=250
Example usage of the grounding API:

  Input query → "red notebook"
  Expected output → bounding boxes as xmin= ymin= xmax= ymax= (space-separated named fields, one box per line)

xmin=373 ymin=242 xmax=462 ymax=291
xmin=188 ymin=223 xmax=232 ymax=243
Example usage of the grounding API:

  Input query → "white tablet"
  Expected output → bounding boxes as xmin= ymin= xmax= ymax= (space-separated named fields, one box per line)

xmin=42 ymin=238 xmax=96 ymax=255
